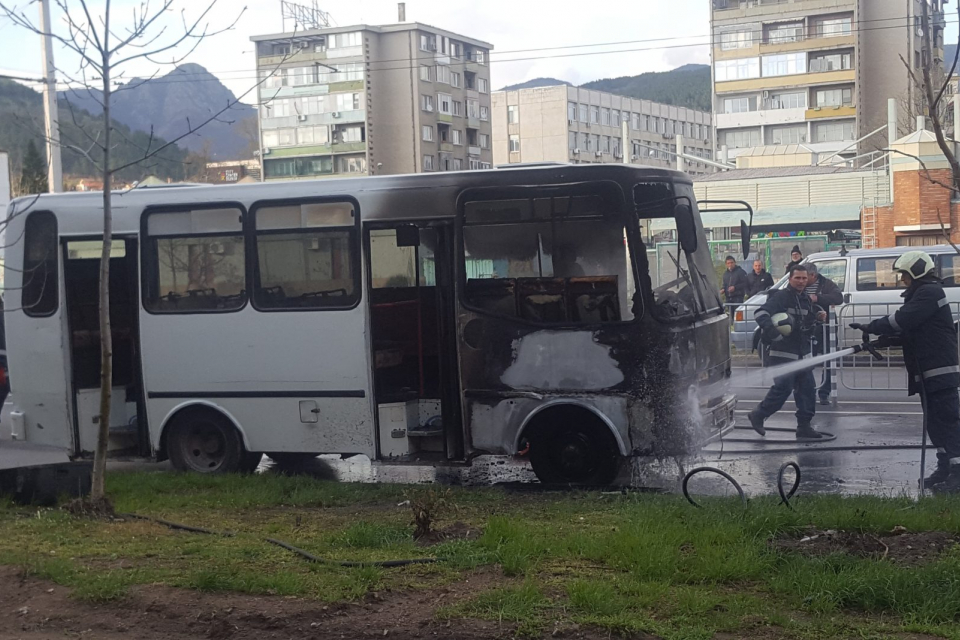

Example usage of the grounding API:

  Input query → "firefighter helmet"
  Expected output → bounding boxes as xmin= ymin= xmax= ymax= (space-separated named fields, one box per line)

xmin=893 ymin=251 xmax=936 ymax=279
xmin=771 ymin=312 xmax=793 ymax=336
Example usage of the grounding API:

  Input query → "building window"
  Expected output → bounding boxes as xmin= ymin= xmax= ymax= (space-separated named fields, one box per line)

xmin=251 ymin=201 xmax=357 ymax=311
xmin=421 ymin=94 xmax=434 ymax=112
xmin=436 ymin=65 xmax=451 ymax=84
xmin=330 ymin=32 xmax=361 ymax=48
xmin=508 ymin=105 xmax=519 ymax=124
xmin=719 ymin=127 xmax=761 ymax=149
xmin=815 ymin=87 xmax=853 ymax=107
xmin=814 ymin=14 xmax=852 ymax=38
xmin=339 ymin=155 xmax=366 ymax=173
xmin=453 ymin=100 xmax=463 ymax=117
xmin=22 ymin=211 xmax=58 ymax=317
xmin=450 ymin=42 xmax=461 ymax=58
xmin=420 ymin=33 xmax=437 ymax=51
xmin=451 ymin=72 xmax=461 ymax=88
xmin=601 ymin=108 xmax=610 ymax=126
xmin=568 ymin=101 xmax=577 ymax=121
xmin=642 ymin=114 xmax=649 ymax=131
xmin=422 ymin=125 xmax=434 ymax=142
xmin=509 ymin=135 xmax=520 ymax=152
xmin=337 ymin=125 xmax=364 ymax=143
xmin=297 ymin=125 xmax=330 ymax=145
xmin=419 ymin=65 xmax=431 ymax=81
xmin=262 ymin=128 xmax=296 ymax=148
xmin=592 ymin=134 xmax=600 ymax=151
xmin=722 ymin=96 xmax=756 ymax=113
xmin=480 ymin=105 xmax=489 ymax=121
xmin=762 ymin=52 xmax=806 ymax=77
xmin=601 ymin=135 xmax=610 ymax=153
xmin=423 ymin=155 xmax=435 ymax=171
xmin=452 ymin=129 xmax=463 ymax=145
xmin=479 ymin=133 xmax=490 ymax=149
xmin=273 ymin=44 xmax=291 ymax=55
xmin=815 ymin=121 xmax=855 ymax=142
xmin=810 ymin=51 xmax=853 ymax=73
xmin=568 ymin=130 xmax=577 ymax=150
xmin=612 ymin=109 xmax=621 ymax=127
xmin=438 ymin=92 xmax=453 ymax=115
xmin=478 ymin=78 xmax=488 ymax=93
xmin=765 ymin=22 xmax=804 ymax=44
xmin=590 ymin=105 xmax=599 ymax=124
xmin=581 ymin=132 xmax=591 ymax=150
xmin=453 ymin=158 xmax=463 ymax=170
xmin=766 ymin=91 xmax=806 ymax=109
xmin=715 ymin=57 xmax=760 ymax=81
xmin=720 ymin=29 xmax=753 ymax=50
xmin=467 ymin=99 xmax=480 ymax=119
xmin=578 ymin=104 xmax=588 ymax=123
xmin=474 ymin=50 xmax=486 ymax=64
xmin=768 ymin=125 xmax=807 ymax=145
xmin=143 ymin=207 xmax=246 ymax=313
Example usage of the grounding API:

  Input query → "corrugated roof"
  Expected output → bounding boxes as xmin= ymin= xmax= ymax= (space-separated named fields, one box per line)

xmin=697 ymin=165 xmax=857 ymax=183
xmin=736 ymin=144 xmax=817 ymax=157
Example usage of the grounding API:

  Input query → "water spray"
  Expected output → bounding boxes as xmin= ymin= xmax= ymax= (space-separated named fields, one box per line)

xmin=744 ymin=333 xmax=884 ymax=387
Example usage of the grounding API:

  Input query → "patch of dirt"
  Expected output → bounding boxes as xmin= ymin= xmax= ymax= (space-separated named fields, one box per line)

xmin=774 ymin=527 xmax=960 ymax=566
xmin=415 ymin=521 xmax=482 ymax=547
xmin=62 ymin=496 xmax=116 ymax=519
xmin=0 ymin=566 xmax=645 ymax=640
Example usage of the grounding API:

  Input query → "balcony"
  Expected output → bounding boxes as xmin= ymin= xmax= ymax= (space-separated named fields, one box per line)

xmin=262 ymin=79 xmax=363 ymax=100
xmin=467 ymin=116 xmax=481 ymax=129
xmin=716 ymin=107 xmax=808 ymax=129
xmin=440 ymin=142 xmax=454 ymax=153
xmin=716 ymin=68 xmax=855 ymax=93
xmin=261 ymin=108 xmax=366 ymax=130
xmin=468 ymin=145 xmax=481 ymax=156
xmin=262 ymin=141 xmax=367 ymax=158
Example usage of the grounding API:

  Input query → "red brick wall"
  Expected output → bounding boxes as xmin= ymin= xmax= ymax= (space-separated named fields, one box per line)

xmin=873 ymin=168 xmax=960 ymax=247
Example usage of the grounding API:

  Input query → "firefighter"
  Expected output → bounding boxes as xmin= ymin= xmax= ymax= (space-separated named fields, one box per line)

xmin=748 ymin=264 xmax=827 ymax=440
xmin=850 ymin=250 xmax=960 ymax=492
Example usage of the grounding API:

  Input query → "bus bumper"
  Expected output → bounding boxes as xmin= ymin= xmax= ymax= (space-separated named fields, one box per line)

xmin=701 ymin=393 xmax=737 ymax=444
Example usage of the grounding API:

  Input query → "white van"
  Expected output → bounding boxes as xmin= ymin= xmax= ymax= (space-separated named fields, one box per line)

xmin=731 ymin=245 xmax=960 ymax=350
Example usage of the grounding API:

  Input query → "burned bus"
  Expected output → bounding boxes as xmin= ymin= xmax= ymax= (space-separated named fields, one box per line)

xmin=4 ymin=164 xmax=735 ymax=484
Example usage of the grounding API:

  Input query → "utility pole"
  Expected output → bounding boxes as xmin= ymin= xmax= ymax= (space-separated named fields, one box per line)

xmin=39 ymin=0 xmax=62 ymax=192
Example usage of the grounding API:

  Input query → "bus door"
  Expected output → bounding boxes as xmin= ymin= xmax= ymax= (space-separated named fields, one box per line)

xmin=365 ymin=222 xmax=464 ymax=461
xmin=62 ymin=237 xmax=147 ymax=456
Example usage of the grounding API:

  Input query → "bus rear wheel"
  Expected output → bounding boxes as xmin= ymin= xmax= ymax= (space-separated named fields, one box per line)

xmin=167 ymin=410 xmax=250 ymax=474
xmin=527 ymin=417 xmax=622 ymax=486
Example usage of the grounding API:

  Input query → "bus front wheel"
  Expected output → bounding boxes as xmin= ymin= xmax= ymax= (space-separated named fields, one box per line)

xmin=527 ymin=416 xmax=622 ymax=486
xmin=167 ymin=410 xmax=252 ymax=474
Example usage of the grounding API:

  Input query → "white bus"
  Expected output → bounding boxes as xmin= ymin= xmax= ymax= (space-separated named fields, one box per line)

xmin=4 ymin=164 xmax=736 ymax=485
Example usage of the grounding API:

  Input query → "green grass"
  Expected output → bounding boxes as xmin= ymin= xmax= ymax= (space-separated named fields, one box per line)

xmin=4 ymin=472 xmax=960 ymax=638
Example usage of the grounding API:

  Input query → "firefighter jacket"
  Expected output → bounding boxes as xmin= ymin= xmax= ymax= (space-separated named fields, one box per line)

xmin=863 ymin=277 xmax=960 ymax=397
xmin=754 ymin=287 xmax=817 ymax=364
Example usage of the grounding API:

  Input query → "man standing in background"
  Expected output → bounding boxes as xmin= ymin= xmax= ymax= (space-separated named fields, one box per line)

xmin=785 ymin=245 xmax=803 ymax=274
xmin=746 ymin=258 xmax=774 ymax=298
xmin=721 ymin=256 xmax=749 ymax=323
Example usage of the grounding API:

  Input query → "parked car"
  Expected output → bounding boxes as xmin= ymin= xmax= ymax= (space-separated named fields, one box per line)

xmin=730 ymin=245 xmax=960 ymax=351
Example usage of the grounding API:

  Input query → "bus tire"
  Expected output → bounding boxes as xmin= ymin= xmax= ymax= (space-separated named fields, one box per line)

xmin=167 ymin=409 xmax=249 ymax=474
xmin=527 ymin=411 xmax=622 ymax=486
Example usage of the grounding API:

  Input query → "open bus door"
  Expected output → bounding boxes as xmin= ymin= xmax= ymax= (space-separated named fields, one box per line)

xmin=695 ymin=199 xmax=755 ymax=261
xmin=365 ymin=221 xmax=464 ymax=463
xmin=62 ymin=237 xmax=148 ymax=457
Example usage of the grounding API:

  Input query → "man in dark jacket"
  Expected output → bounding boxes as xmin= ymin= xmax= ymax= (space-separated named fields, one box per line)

xmin=851 ymin=251 xmax=960 ymax=491
xmin=721 ymin=255 xmax=749 ymax=310
xmin=785 ymin=245 xmax=803 ymax=274
xmin=804 ymin=263 xmax=844 ymax=404
xmin=746 ymin=259 xmax=775 ymax=298
xmin=748 ymin=264 xmax=827 ymax=440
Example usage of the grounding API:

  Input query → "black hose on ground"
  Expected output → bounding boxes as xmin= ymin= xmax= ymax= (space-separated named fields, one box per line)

xmin=265 ymin=537 xmax=437 ymax=568
xmin=681 ymin=467 xmax=747 ymax=510
xmin=125 ymin=513 xmax=438 ymax=567
xmin=776 ymin=461 xmax=801 ymax=510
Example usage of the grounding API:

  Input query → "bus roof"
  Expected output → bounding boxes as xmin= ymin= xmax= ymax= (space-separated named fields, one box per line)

xmin=8 ymin=163 xmax=690 ymax=234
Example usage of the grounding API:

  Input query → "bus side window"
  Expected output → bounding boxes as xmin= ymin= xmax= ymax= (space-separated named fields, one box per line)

xmin=143 ymin=206 xmax=247 ymax=313
xmin=462 ymin=195 xmax=634 ymax=324
xmin=22 ymin=211 xmax=59 ymax=317
xmin=252 ymin=201 xmax=359 ymax=310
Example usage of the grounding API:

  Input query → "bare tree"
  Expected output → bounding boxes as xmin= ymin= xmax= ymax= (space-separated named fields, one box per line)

xmin=918 ymin=0 xmax=960 ymax=194
xmin=0 ymin=0 xmax=254 ymax=506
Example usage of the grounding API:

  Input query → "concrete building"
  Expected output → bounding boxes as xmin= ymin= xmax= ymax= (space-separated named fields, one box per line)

xmin=710 ymin=0 xmax=946 ymax=162
xmin=251 ymin=23 xmax=493 ymax=180
xmin=492 ymin=86 xmax=715 ymax=176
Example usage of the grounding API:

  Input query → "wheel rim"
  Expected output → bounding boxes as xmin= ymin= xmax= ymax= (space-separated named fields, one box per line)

xmin=548 ymin=430 xmax=605 ymax=483
xmin=179 ymin=421 xmax=227 ymax=472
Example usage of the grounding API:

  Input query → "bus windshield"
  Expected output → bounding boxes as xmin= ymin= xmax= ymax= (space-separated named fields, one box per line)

xmin=635 ymin=182 xmax=721 ymax=320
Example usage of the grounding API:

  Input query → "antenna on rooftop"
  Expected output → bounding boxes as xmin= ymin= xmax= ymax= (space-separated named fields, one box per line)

xmin=281 ymin=0 xmax=332 ymax=31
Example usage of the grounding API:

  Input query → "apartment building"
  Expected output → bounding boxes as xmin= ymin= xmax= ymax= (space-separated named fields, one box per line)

xmin=251 ymin=23 xmax=493 ymax=180
xmin=710 ymin=0 xmax=946 ymax=161
xmin=492 ymin=86 xmax=715 ymax=176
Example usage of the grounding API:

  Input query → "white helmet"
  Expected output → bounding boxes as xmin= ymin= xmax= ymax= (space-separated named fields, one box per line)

xmin=771 ymin=312 xmax=793 ymax=336
xmin=893 ymin=251 xmax=935 ymax=279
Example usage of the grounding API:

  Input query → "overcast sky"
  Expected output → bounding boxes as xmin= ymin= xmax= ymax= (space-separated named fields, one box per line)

xmin=0 ymin=0 xmax=956 ymax=101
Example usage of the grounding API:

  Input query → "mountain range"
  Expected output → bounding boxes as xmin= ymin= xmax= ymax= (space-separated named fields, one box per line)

xmin=58 ymin=63 xmax=257 ymax=160
xmin=500 ymin=64 xmax=712 ymax=112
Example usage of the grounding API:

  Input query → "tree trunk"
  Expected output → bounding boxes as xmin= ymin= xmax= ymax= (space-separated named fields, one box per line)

xmin=90 ymin=31 xmax=113 ymax=502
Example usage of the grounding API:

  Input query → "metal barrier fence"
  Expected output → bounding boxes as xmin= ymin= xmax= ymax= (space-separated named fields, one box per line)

xmin=727 ymin=300 xmax=960 ymax=397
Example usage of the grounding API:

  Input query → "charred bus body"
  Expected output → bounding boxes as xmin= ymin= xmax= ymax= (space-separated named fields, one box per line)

xmin=4 ymin=164 xmax=734 ymax=484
